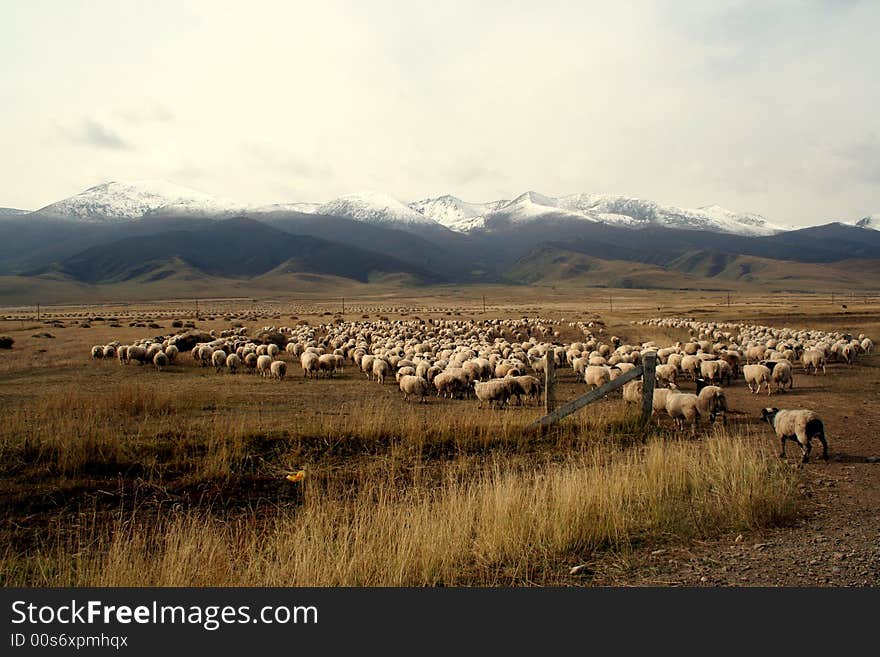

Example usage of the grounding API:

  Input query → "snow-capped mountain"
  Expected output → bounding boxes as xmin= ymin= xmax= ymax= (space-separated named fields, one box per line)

xmin=248 ymin=202 xmax=320 ymax=214
xmin=316 ymin=192 xmax=438 ymax=227
xmin=411 ymin=191 xmax=781 ymax=236
xmin=21 ymin=179 xmax=786 ymax=237
xmin=855 ymin=215 xmax=880 ymax=231
xmin=33 ymin=180 xmax=240 ymax=222
xmin=409 ymin=195 xmax=508 ymax=233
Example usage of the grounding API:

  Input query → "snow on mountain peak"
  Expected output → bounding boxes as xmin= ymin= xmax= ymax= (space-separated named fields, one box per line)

xmin=409 ymin=195 xmax=508 ymax=232
xmin=317 ymin=191 xmax=437 ymax=226
xmin=34 ymin=180 xmax=238 ymax=222
xmin=856 ymin=215 xmax=880 ymax=231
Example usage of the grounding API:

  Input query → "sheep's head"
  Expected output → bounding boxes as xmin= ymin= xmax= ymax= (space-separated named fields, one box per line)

xmin=761 ymin=407 xmax=779 ymax=425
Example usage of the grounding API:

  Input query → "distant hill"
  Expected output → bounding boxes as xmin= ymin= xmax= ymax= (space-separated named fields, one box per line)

xmin=32 ymin=217 xmax=444 ymax=285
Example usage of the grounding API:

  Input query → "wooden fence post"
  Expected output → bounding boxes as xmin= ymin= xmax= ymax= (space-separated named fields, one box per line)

xmin=640 ymin=351 xmax=657 ymax=425
xmin=544 ymin=352 xmax=556 ymax=414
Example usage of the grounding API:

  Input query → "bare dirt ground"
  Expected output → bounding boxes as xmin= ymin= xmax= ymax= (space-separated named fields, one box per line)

xmin=1 ymin=288 xmax=878 ymax=586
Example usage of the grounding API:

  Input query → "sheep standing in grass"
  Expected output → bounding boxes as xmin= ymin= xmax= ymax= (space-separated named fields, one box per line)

xmin=584 ymin=365 xmax=611 ymax=390
xmin=743 ymin=364 xmax=771 ymax=395
xmin=153 ymin=351 xmax=169 ymax=371
xmin=474 ymin=379 xmax=512 ymax=409
xmin=165 ymin=344 xmax=178 ymax=363
xmin=399 ymin=375 xmax=429 ymax=402
xmin=211 ymin=349 xmax=227 ymax=373
xmin=226 ymin=353 xmax=241 ymax=374
xmin=91 ymin=346 xmax=104 ymax=360
xmin=508 ymin=375 xmax=542 ymax=406
xmin=301 ymin=352 xmax=319 ymax=378
xmin=652 ymin=385 xmax=678 ymax=418
xmin=372 ymin=358 xmax=391 ymax=384
xmin=257 ymin=354 xmax=273 ymax=378
xmin=244 ymin=352 xmax=258 ymax=374
xmin=761 ymin=407 xmax=828 ymax=463
xmin=665 ymin=384 xmax=728 ymax=433
xmin=654 ymin=363 xmax=678 ymax=388
xmin=270 ymin=360 xmax=287 ymax=381
xmin=622 ymin=379 xmax=642 ymax=405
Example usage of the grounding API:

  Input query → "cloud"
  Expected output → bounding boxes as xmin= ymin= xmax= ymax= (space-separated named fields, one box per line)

xmin=62 ymin=118 xmax=130 ymax=150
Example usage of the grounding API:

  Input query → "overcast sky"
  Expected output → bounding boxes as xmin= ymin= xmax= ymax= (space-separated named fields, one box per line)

xmin=2 ymin=0 xmax=878 ymax=225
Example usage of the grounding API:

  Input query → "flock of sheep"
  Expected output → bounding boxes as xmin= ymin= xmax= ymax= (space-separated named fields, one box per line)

xmin=89 ymin=314 xmax=873 ymax=463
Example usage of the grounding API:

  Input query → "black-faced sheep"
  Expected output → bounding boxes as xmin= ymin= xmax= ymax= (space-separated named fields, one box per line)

xmin=761 ymin=407 xmax=828 ymax=463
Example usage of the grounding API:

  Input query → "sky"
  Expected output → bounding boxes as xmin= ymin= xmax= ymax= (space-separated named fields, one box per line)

xmin=1 ymin=0 xmax=878 ymax=226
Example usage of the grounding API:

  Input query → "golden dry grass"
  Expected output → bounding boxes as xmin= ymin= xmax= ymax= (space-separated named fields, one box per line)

xmin=4 ymin=434 xmax=796 ymax=587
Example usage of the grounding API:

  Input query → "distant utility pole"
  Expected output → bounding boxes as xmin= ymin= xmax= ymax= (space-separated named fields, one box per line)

xmin=482 ymin=295 xmax=486 ymax=313
xmin=342 ymin=297 xmax=345 ymax=314
xmin=36 ymin=303 xmax=40 ymax=321
xmin=195 ymin=299 xmax=199 ymax=319
xmin=609 ymin=296 xmax=613 ymax=313
xmin=727 ymin=292 xmax=730 ymax=308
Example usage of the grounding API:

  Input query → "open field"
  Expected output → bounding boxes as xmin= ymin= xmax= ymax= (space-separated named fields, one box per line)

xmin=1 ymin=288 xmax=878 ymax=586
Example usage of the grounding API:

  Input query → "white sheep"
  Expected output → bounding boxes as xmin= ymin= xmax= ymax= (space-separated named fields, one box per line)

xmin=399 ymin=375 xmax=429 ymax=402
xmin=270 ymin=360 xmax=287 ymax=381
xmin=153 ymin=351 xmax=169 ymax=371
xmin=211 ymin=349 xmax=227 ymax=373
xmin=226 ymin=353 xmax=241 ymax=374
xmin=654 ymin=363 xmax=678 ymax=388
xmin=300 ymin=352 xmax=319 ymax=378
xmin=257 ymin=354 xmax=273 ymax=377
xmin=801 ymin=349 xmax=826 ymax=375
xmin=584 ymin=365 xmax=611 ymax=390
xmin=474 ymin=379 xmax=512 ymax=409
xmin=761 ymin=407 xmax=828 ymax=463
xmin=742 ymin=363 xmax=771 ymax=395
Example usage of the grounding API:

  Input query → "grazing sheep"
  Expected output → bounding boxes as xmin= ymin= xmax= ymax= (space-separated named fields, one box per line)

xmin=372 ymin=358 xmax=391 ymax=384
xmin=102 ymin=345 xmax=116 ymax=359
xmin=761 ymin=407 xmax=828 ymax=463
xmin=165 ymin=344 xmax=179 ymax=363
xmin=153 ymin=351 xmax=169 ymax=371
xmin=665 ymin=384 xmax=727 ymax=433
xmin=743 ymin=364 xmax=772 ymax=395
xmin=91 ymin=345 xmax=104 ymax=360
xmin=267 ymin=343 xmax=280 ymax=359
xmin=127 ymin=346 xmax=148 ymax=365
xmin=474 ymin=378 xmax=512 ymax=409
xmin=226 ymin=353 xmax=241 ymax=374
xmin=244 ymin=352 xmax=258 ymax=373
xmin=211 ymin=349 xmax=227 ymax=373
xmin=655 ymin=363 xmax=678 ymax=388
xmin=584 ymin=365 xmax=611 ymax=390
xmin=257 ymin=354 xmax=273 ymax=378
xmin=270 ymin=360 xmax=287 ymax=381
xmin=801 ymin=349 xmax=826 ymax=375
xmin=507 ymin=374 xmax=542 ymax=405
xmin=622 ymin=379 xmax=642 ymax=405
xmin=434 ymin=371 xmax=465 ymax=399
xmin=768 ymin=361 xmax=793 ymax=393
xmin=300 ymin=352 xmax=319 ymax=378
xmin=317 ymin=353 xmax=337 ymax=378
xmin=399 ymin=375 xmax=429 ymax=402
xmin=861 ymin=338 xmax=873 ymax=354
xmin=651 ymin=385 xmax=678 ymax=418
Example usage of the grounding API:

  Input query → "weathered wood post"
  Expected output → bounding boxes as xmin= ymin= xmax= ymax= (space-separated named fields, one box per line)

xmin=640 ymin=351 xmax=657 ymax=425
xmin=544 ymin=352 xmax=556 ymax=414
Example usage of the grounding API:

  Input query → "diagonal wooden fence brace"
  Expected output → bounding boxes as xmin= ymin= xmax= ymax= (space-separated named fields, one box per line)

xmin=527 ymin=351 xmax=657 ymax=431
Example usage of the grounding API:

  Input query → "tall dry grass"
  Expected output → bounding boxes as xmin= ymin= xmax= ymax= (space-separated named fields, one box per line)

xmin=4 ymin=434 xmax=798 ymax=586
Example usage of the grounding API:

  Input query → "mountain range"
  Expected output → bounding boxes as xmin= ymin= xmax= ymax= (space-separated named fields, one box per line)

xmin=1 ymin=179 xmax=878 ymax=301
